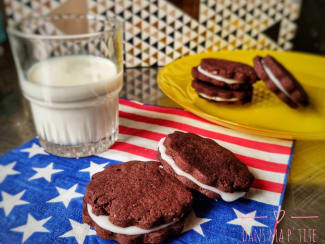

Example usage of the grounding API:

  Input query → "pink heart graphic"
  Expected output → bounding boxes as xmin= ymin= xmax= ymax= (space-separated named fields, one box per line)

xmin=274 ymin=209 xmax=286 ymax=226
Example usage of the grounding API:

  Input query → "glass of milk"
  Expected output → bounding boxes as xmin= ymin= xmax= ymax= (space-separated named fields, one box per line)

xmin=8 ymin=14 xmax=123 ymax=157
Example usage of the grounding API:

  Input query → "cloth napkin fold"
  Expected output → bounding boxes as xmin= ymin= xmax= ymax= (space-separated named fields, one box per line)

xmin=0 ymin=99 xmax=294 ymax=244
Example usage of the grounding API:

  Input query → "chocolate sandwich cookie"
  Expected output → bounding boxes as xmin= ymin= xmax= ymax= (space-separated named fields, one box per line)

xmin=192 ymin=79 xmax=253 ymax=104
xmin=83 ymin=161 xmax=193 ymax=244
xmin=253 ymin=55 xmax=309 ymax=108
xmin=157 ymin=131 xmax=254 ymax=201
xmin=192 ymin=58 xmax=258 ymax=90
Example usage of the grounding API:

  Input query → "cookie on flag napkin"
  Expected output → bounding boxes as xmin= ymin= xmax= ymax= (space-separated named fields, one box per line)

xmin=0 ymin=99 xmax=293 ymax=244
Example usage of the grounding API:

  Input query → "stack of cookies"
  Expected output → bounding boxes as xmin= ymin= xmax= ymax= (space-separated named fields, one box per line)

xmin=192 ymin=58 xmax=258 ymax=104
xmin=192 ymin=56 xmax=309 ymax=108
xmin=83 ymin=131 xmax=254 ymax=244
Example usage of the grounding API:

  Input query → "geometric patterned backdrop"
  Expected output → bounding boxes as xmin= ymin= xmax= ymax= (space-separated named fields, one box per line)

xmin=4 ymin=0 xmax=302 ymax=67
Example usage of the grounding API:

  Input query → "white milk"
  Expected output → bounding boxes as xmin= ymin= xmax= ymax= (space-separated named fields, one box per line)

xmin=21 ymin=55 xmax=123 ymax=146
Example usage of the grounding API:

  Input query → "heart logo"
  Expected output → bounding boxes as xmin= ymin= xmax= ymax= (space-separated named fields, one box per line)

xmin=274 ymin=209 xmax=286 ymax=227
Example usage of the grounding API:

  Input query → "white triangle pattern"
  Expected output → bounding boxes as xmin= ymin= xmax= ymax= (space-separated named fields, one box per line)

xmin=4 ymin=0 xmax=301 ymax=67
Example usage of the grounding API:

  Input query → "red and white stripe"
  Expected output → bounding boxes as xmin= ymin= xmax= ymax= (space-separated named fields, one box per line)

xmin=98 ymin=99 xmax=293 ymax=206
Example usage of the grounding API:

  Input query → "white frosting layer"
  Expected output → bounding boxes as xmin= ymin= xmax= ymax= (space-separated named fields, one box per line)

xmin=87 ymin=204 xmax=174 ymax=235
xmin=198 ymin=93 xmax=240 ymax=102
xmin=198 ymin=65 xmax=239 ymax=85
xmin=261 ymin=60 xmax=291 ymax=98
xmin=158 ymin=138 xmax=246 ymax=202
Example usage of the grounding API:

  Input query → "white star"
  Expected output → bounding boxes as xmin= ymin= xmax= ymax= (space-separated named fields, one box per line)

xmin=182 ymin=211 xmax=211 ymax=236
xmin=60 ymin=219 xmax=96 ymax=244
xmin=47 ymin=184 xmax=83 ymax=208
xmin=0 ymin=190 xmax=29 ymax=216
xmin=21 ymin=143 xmax=48 ymax=158
xmin=227 ymin=208 xmax=267 ymax=235
xmin=28 ymin=163 xmax=63 ymax=182
xmin=79 ymin=161 xmax=108 ymax=178
xmin=10 ymin=214 xmax=51 ymax=243
xmin=0 ymin=161 xmax=20 ymax=184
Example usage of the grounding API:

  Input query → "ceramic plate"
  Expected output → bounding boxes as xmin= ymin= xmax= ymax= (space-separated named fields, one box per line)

xmin=157 ymin=50 xmax=325 ymax=139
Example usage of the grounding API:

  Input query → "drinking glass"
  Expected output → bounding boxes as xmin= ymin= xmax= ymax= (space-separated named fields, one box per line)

xmin=8 ymin=14 xmax=123 ymax=157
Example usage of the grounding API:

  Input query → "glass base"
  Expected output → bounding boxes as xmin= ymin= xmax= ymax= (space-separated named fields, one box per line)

xmin=39 ymin=129 xmax=118 ymax=158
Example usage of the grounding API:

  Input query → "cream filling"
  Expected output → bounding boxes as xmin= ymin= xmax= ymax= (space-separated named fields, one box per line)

xmin=198 ymin=65 xmax=239 ymax=85
xmin=261 ymin=60 xmax=291 ymax=98
xmin=198 ymin=93 xmax=240 ymax=102
xmin=158 ymin=138 xmax=246 ymax=202
xmin=87 ymin=204 xmax=175 ymax=235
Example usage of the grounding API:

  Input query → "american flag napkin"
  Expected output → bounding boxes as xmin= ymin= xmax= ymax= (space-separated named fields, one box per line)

xmin=0 ymin=99 xmax=294 ymax=244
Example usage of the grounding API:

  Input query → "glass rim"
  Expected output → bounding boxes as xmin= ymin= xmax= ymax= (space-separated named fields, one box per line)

xmin=7 ymin=13 xmax=123 ymax=40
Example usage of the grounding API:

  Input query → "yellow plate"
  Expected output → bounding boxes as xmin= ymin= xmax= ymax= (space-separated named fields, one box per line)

xmin=157 ymin=50 xmax=325 ymax=140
